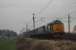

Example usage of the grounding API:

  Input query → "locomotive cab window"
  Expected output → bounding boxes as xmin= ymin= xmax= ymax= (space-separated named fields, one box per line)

xmin=48 ymin=25 xmax=51 ymax=32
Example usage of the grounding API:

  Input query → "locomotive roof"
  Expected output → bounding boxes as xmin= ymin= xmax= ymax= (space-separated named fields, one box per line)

xmin=48 ymin=20 xmax=63 ymax=25
xmin=53 ymin=20 xmax=63 ymax=24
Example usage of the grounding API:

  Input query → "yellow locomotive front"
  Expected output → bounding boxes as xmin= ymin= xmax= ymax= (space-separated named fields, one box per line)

xmin=47 ymin=20 xmax=64 ymax=33
xmin=53 ymin=23 xmax=64 ymax=32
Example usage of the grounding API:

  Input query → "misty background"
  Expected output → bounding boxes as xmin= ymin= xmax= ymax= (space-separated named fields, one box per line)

xmin=0 ymin=0 xmax=76 ymax=34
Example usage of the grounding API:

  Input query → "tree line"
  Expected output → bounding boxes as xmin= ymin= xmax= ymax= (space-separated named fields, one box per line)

xmin=0 ymin=29 xmax=17 ymax=39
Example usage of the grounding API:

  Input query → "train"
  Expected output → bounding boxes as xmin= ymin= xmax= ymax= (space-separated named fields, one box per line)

xmin=31 ymin=20 xmax=64 ymax=33
xmin=22 ymin=20 xmax=64 ymax=39
xmin=19 ymin=19 xmax=76 ymax=41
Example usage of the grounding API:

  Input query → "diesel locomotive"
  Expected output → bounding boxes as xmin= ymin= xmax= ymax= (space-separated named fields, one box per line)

xmin=23 ymin=20 xmax=64 ymax=39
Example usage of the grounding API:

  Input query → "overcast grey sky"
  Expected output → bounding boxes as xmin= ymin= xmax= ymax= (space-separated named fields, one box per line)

xmin=0 ymin=0 xmax=76 ymax=33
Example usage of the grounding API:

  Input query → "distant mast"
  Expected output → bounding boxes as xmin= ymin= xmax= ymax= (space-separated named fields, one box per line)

xmin=73 ymin=25 xmax=76 ymax=33
xmin=32 ymin=13 xmax=35 ymax=30
xmin=68 ymin=14 xmax=71 ymax=33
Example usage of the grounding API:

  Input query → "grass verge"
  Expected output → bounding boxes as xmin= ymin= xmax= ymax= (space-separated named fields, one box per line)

xmin=0 ymin=39 xmax=16 ymax=50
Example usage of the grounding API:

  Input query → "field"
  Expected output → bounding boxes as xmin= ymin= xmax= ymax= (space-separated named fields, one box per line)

xmin=0 ymin=39 xmax=16 ymax=50
xmin=17 ymin=38 xmax=76 ymax=50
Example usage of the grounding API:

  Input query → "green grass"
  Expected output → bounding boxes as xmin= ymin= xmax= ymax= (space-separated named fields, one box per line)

xmin=0 ymin=39 xmax=16 ymax=50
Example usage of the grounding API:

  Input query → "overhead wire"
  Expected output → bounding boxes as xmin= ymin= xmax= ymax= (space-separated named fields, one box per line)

xmin=38 ymin=0 xmax=54 ymax=16
xmin=35 ymin=0 xmax=54 ymax=27
xmin=25 ymin=0 xmax=54 ymax=30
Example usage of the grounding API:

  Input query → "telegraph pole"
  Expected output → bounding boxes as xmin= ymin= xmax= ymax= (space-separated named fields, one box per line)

xmin=33 ymin=13 xmax=35 ymax=30
xmin=26 ymin=24 xmax=29 ymax=32
xmin=68 ymin=14 xmax=71 ymax=33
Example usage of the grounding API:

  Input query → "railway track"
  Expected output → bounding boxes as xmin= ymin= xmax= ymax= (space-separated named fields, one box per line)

xmin=28 ymin=32 xmax=76 ymax=41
